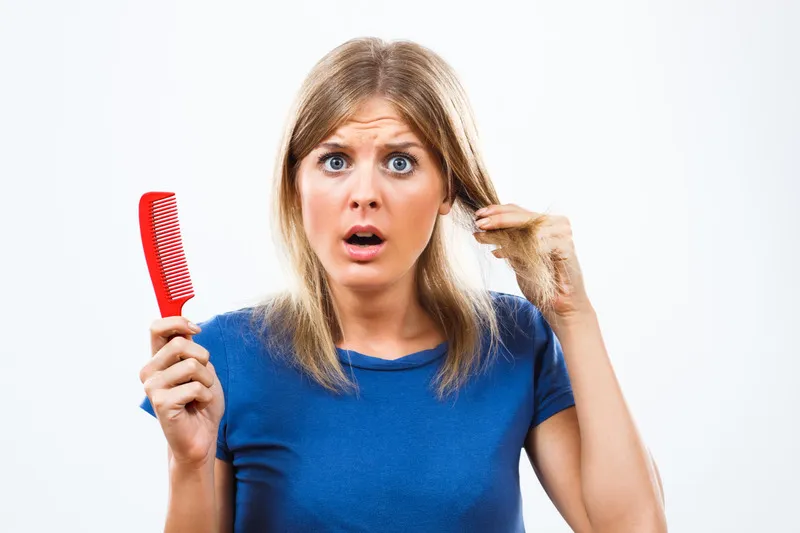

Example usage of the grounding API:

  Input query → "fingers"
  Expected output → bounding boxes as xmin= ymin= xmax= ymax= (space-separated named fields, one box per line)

xmin=474 ymin=205 xmax=570 ymax=232
xmin=140 ymin=335 xmax=211 ymax=384
xmin=146 ymin=357 xmax=216 ymax=391
xmin=473 ymin=223 xmax=555 ymax=245
xmin=476 ymin=226 xmax=573 ymax=263
xmin=149 ymin=381 xmax=214 ymax=412
xmin=144 ymin=359 xmax=217 ymax=412
xmin=474 ymin=203 xmax=521 ymax=218
xmin=150 ymin=316 xmax=202 ymax=355
xmin=141 ymin=334 xmax=218 ymax=415
xmin=474 ymin=204 xmax=554 ymax=232
xmin=538 ymin=232 xmax=576 ymax=257
xmin=475 ymin=210 xmax=533 ymax=231
xmin=472 ymin=205 xmax=574 ymax=263
xmin=473 ymin=216 xmax=568 ymax=242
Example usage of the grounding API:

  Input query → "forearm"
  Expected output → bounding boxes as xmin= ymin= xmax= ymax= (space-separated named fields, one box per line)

xmin=552 ymin=309 xmax=666 ymax=532
xmin=165 ymin=450 xmax=217 ymax=533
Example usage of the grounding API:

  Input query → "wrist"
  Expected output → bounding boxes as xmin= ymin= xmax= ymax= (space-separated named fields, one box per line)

xmin=169 ymin=457 xmax=215 ymax=494
xmin=168 ymin=447 xmax=217 ymax=477
xmin=549 ymin=306 xmax=598 ymax=337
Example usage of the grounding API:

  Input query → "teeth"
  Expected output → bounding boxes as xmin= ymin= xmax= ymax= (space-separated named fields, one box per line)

xmin=355 ymin=232 xmax=375 ymax=237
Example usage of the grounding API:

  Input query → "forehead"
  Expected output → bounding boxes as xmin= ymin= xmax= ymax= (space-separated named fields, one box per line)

xmin=324 ymin=98 xmax=419 ymax=143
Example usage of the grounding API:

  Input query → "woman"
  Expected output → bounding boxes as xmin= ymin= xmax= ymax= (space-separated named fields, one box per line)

xmin=139 ymin=37 xmax=666 ymax=532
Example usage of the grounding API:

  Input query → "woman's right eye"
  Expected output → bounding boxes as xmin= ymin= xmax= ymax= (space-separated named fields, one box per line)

xmin=320 ymin=154 xmax=348 ymax=173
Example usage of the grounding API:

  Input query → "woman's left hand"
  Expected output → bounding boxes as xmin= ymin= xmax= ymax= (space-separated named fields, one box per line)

xmin=473 ymin=204 xmax=593 ymax=324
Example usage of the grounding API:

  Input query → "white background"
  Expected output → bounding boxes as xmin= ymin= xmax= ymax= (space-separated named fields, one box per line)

xmin=1 ymin=1 xmax=797 ymax=531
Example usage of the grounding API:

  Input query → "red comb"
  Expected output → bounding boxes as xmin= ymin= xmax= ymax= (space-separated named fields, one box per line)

xmin=139 ymin=192 xmax=195 ymax=318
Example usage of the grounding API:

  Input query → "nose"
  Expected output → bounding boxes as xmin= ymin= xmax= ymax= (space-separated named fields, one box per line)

xmin=348 ymin=165 xmax=381 ymax=211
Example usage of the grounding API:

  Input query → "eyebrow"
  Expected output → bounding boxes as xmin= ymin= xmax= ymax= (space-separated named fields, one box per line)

xmin=317 ymin=141 xmax=425 ymax=151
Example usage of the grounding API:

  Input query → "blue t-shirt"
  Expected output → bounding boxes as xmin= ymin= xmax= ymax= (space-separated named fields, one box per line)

xmin=140 ymin=291 xmax=575 ymax=532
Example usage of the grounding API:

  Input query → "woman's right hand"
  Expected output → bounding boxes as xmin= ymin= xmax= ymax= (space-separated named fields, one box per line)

xmin=140 ymin=317 xmax=225 ymax=468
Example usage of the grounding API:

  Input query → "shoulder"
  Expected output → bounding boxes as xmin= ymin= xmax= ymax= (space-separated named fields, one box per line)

xmin=211 ymin=306 xmax=262 ymax=343
xmin=191 ymin=306 xmax=264 ymax=362
xmin=485 ymin=290 xmax=555 ymax=359
xmin=488 ymin=290 xmax=547 ymax=335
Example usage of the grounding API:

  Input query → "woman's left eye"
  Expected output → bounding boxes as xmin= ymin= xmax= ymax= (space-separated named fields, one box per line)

xmin=387 ymin=154 xmax=416 ymax=175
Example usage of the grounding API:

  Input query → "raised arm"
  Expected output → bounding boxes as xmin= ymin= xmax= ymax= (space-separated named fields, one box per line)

xmin=472 ymin=205 xmax=667 ymax=531
xmin=525 ymin=311 xmax=666 ymax=533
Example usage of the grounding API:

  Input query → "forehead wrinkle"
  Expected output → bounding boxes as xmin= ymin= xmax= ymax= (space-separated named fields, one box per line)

xmin=337 ymin=120 xmax=411 ymax=137
xmin=324 ymin=124 xmax=420 ymax=149
xmin=347 ymin=115 xmax=401 ymax=125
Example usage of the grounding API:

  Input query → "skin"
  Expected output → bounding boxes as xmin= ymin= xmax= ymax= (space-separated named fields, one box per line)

xmin=143 ymin=96 xmax=666 ymax=532
xmin=295 ymin=97 xmax=452 ymax=357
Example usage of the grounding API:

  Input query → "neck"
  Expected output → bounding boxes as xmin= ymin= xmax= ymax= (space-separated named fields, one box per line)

xmin=328 ymin=272 xmax=436 ymax=347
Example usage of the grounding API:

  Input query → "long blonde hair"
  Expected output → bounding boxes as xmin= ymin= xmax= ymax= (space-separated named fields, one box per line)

xmin=250 ymin=37 xmax=559 ymax=400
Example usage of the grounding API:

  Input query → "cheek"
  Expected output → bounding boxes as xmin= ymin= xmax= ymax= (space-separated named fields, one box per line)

xmin=299 ymin=186 xmax=337 ymax=245
xmin=393 ymin=190 xmax=442 ymax=246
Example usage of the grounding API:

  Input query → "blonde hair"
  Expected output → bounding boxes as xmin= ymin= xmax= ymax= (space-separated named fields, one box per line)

xmin=250 ymin=37 xmax=559 ymax=400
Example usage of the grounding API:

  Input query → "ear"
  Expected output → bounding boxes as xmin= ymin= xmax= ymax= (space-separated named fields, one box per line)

xmin=438 ymin=162 xmax=455 ymax=215
xmin=438 ymin=196 xmax=452 ymax=216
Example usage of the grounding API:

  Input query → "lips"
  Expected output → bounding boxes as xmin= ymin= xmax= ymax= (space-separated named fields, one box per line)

xmin=343 ymin=240 xmax=385 ymax=261
xmin=342 ymin=224 xmax=386 ymax=262
xmin=344 ymin=224 xmax=385 ymax=242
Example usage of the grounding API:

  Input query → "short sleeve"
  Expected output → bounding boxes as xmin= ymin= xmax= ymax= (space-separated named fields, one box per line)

xmin=139 ymin=314 xmax=232 ymax=462
xmin=530 ymin=309 xmax=575 ymax=428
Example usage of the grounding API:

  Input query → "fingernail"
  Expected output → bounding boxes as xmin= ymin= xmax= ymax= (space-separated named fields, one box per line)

xmin=475 ymin=208 xmax=486 ymax=217
xmin=188 ymin=321 xmax=201 ymax=333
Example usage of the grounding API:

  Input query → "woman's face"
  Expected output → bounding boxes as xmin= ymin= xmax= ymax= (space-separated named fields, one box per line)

xmin=296 ymin=97 xmax=451 ymax=293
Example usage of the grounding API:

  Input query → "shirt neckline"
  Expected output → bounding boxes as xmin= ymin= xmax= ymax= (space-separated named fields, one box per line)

xmin=336 ymin=341 xmax=449 ymax=370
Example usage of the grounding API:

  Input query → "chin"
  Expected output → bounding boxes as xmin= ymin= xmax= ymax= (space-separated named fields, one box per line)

xmin=321 ymin=253 xmax=412 ymax=292
xmin=332 ymin=266 xmax=395 ymax=293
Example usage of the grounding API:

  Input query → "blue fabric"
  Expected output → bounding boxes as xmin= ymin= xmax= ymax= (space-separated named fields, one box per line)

xmin=139 ymin=291 xmax=575 ymax=532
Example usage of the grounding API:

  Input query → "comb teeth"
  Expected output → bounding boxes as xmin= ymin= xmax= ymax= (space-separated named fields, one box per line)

xmin=150 ymin=195 xmax=195 ymax=301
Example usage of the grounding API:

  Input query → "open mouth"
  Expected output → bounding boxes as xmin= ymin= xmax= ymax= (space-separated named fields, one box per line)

xmin=345 ymin=233 xmax=384 ymax=247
